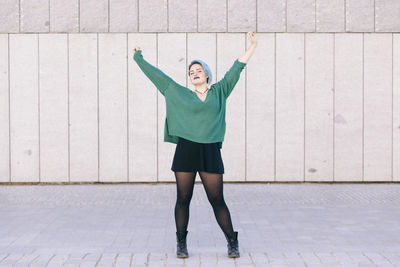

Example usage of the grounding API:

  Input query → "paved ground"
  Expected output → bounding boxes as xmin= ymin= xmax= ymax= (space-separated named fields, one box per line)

xmin=0 ymin=182 xmax=399 ymax=266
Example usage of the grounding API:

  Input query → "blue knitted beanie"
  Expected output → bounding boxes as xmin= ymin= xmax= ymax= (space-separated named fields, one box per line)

xmin=189 ymin=59 xmax=212 ymax=85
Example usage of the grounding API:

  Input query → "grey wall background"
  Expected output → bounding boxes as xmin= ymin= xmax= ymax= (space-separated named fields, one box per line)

xmin=0 ymin=0 xmax=399 ymax=183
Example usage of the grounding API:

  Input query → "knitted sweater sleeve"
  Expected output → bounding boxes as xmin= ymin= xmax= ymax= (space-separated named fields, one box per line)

xmin=215 ymin=59 xmax=247 ymax=99
xmin=133 ymin=50 xmax=176 ymax=96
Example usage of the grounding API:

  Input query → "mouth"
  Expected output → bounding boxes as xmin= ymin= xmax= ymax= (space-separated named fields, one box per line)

xmin=194 ymin=77 xmax=199 ymax=79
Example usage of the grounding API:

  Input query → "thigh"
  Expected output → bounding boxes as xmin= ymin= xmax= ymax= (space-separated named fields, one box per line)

xmin=198 ymin=171 xmax=224 ymax=201
xmin=174 ymin=171 xmax=197 ymax=200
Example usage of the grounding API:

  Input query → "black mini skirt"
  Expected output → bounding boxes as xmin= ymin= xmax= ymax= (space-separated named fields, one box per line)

xmin=171 ymin=137 xmax=224 ymax=174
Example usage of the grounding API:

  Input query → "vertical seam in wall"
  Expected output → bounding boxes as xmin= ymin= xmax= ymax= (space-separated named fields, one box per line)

xmin=196 ymin=0 xmax=198 ymax=32
xmin=8 ymin=34 xmax=11 ymax=182
xmin=285 ymin=0 xmax=287 ymax=32
xmin=48 ymin=0 xmax=50 ymax=32
xmin=374 ymin=0 xmax=375 ymax=32
xmin=333 ymin=33 xmax=335 ymax=182
xmin=344 ymin=0 xmax=346 ymax=32
xmin=97 ymin=33 xmax=100 ymax=182
xmin=226 ymin=0 xmax=228 ymax=32
xmin=362 ymin=33 xmax=364 ymax=182
xmin=38 ymin=34 xmax=41 ymax=182
xmin=315 ymin=0 xmax=316 ymax=32
xmin=78 ymin=0 xmax=80 ymax=32
xmin=19 ymin=0 xmax=20 ymax=32
xmin=392 ymin=33 xmax=394 ymax=181
xmin=303 ymin=33 xmax=306 ymax=182
xmin=137 ymin=0 xmax=139 ymax=32
xmin=274 ymin=33 xmax=276 ymax=182
xmin=244 ymin=33 xmax=247 ymax=181
xmin=167 ymin=0 xmax=169 ymax=32
xmin=126 ymin=33 xmax=129 ymax=182
xmin=255 ymin=0 xmax=258 ymax=32
xmin=156 ymin=33 xmax=159 ymax=182
xmin=67 ymin=34 xmax=70 ymax=182
xmin=108 ymin=0 xmax=110 ymax=32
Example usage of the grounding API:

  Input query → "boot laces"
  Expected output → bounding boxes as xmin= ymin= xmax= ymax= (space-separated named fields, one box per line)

xmin=177 ymin=238 xmax=187 ymax=250
xmin=178 ymin=242 xmax=187 ymax=250
xmin=228 ymin=240 xmax=238 ymax=250
xmin=227 ymin=234 xmax=238 ymax=250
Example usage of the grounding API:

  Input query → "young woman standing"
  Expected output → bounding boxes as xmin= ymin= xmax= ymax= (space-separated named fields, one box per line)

xmin=133 ymin=32 xmax=257 ymax=258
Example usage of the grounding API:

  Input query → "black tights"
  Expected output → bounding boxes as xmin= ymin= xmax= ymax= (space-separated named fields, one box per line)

xmin=174 ymin=171 xmax=234 ymax=237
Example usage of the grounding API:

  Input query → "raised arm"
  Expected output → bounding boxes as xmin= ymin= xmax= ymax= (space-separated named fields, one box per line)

xmin=215 ymin=32 xmax=257 ymax=99
xmin=133 ymin=48 xmax=177 ymax=96
xmin=238 ymin=32 xmax=257 ymax=64
xmin=215 ymin=59 xmax=247 ymax=99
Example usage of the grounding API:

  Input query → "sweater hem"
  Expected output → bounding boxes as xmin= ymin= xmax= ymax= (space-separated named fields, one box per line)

xmin=165 ymin=132 xmax=224 ymax=149
xmin=169 ymin=132 xmax=223 ymax=144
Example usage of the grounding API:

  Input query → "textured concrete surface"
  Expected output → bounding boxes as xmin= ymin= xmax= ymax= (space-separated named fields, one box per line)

xmin=0 ymin=183 xmax=399 ymax=266
xmin=1 ymin=0 xmax=400 ymax=33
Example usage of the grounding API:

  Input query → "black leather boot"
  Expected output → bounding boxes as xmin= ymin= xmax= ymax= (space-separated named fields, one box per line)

xmin=176 ymin=230 xmax=189 ymax=258
xmin=224 ymin=231 xmax=240 ymax=258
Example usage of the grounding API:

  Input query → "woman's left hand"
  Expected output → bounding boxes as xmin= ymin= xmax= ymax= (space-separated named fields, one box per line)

xmin=247 ymin=32 xmax=257 ymax=46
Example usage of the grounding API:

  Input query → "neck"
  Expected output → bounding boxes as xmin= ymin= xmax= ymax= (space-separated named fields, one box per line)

xmin=194 ymin=83 xmax=208 ymax=93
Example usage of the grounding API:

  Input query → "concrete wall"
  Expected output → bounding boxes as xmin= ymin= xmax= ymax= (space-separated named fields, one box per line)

xmin=0 ymin=0 xmax=399 ymax=182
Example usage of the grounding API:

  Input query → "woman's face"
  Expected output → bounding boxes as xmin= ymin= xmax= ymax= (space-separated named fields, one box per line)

xmin=189 ymin=63 xmax=208 ymax=86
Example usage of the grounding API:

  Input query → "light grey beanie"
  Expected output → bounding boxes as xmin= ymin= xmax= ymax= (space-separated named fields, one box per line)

xmin=189 ymin=59 xmax=212 ymax=85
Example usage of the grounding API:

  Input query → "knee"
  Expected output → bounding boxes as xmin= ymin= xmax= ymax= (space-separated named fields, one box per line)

xmin=208 ymin=195 xmax=225 ymax=207
xmin=177 ymin=192 xmax=193 ymax=205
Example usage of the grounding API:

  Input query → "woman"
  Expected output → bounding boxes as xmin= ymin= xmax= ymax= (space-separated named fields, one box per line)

xmin=133 ymin=32 xmax=257 ymax=259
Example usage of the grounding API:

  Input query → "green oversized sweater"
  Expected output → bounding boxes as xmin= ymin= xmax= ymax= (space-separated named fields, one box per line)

xmin=133 ymin=50 xmax=246 ymax=149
